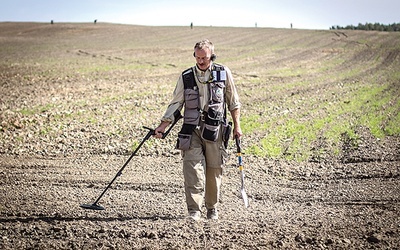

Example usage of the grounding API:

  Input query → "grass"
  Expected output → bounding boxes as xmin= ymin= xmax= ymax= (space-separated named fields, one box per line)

xmin=19 ymin=104 xmax=55 ymax=116
xmin=241 ymin=65 xmax=399 ymax=160
xmin=385 ymin=109 xmax=400 ymax=135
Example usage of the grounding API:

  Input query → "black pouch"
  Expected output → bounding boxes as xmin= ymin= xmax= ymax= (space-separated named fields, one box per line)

xmin=201 ymin=114 xmax=221 ymax=142
xmin=222 ymin=122 xmax=232 ymax=148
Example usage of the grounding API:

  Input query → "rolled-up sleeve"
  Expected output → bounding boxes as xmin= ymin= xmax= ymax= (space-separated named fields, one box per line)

xmin=161 ymin=75 xmax=185 ymax=123
xmin=224 ymin=67 xmax=241 ymax=111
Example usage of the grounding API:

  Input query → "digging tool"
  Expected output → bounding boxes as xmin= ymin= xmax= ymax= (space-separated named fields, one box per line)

xmin=80 ymin=110 xmax=182 ymax=210
xmin=235 ymin=136 xmax=249 ymax=208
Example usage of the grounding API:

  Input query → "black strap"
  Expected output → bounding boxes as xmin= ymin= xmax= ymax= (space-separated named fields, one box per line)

xmin=182 ymin=68 xmax=196 ymax=90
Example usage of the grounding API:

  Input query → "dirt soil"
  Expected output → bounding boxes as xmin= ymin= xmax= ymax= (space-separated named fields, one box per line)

xmin=0 ymin=23 xmax=399 ymax=249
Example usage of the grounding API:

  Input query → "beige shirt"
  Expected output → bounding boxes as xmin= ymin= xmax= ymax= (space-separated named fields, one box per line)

xmin=161 ymin=63 xmax=241 ymax=123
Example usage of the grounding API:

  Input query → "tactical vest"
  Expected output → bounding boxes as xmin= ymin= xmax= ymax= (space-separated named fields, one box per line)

xmin=176 ymin=64 xmax=227 ymax=150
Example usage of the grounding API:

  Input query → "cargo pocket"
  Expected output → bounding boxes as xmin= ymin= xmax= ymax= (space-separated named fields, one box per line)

xmin=176 ymin=133 xmax=192 ymax=151
xmin=221 ymin=145 xmax=228 ymax=165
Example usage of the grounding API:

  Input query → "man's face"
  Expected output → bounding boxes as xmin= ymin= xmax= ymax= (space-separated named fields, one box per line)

xmin=194 ymin=48 xmax=212 ymax=71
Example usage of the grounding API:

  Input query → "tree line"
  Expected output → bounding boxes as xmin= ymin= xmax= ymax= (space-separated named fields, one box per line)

xmin=330 ymin=22 xmax=400 ymax=32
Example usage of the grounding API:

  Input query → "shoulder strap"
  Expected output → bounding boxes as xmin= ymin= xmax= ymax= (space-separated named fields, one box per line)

xmin=212 ymin=64 xmax=227 ymax=123
xmin=182 ymin=67 xmax=196 ymax=90
xmin=213 ymin=64 xmax=225 ymax=71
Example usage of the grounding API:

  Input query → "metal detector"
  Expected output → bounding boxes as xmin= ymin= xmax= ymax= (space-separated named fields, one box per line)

xmin=80 ymin=110 xmax=182 ymax=210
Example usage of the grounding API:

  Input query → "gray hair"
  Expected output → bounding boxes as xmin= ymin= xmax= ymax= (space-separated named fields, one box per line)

xmin=194 ymin=39 xmax=215 ymax=54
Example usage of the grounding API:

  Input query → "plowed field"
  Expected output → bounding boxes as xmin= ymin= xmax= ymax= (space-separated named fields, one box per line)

xmin=1 ymin=23 xmax=399 ymax=249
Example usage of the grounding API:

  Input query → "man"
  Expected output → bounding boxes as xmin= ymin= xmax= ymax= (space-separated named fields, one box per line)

xmin=154 ymin=39 xmax=242 ymax=221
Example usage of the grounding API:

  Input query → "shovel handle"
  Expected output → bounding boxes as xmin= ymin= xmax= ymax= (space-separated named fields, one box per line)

xmin=235 ymin=136 xmax=243 ymax=169
xmin=235 ymin=136 xmax=242 ymax=154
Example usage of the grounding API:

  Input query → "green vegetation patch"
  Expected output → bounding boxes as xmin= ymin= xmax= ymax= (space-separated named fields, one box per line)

xmin=242 ymin=76 xmax=399 ymax=161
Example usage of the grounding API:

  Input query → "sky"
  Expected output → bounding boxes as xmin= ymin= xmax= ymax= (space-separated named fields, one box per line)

xmin=1 ymin=0 xmax=399 ymax=30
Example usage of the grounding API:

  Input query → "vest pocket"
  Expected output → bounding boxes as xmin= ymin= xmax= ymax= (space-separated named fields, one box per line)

xmin=210 ymin=82 xmax=225 ymax=103
xmin=207 ymin=103 xmax=223 ymax=120
xmin=184 ymin=89 xmax=199 ymax=109
xmin=184 ymin=111 xmax=199 ymax=125
xmin=201 ymin=123 xmax=220 ymax=142
xmin=184 ymin=88 xmax=200 ymax=125
xmin=201 ymin=114 xmax=220 ymax=142
xmin=176 ymin=133 xmax=192 ymax=151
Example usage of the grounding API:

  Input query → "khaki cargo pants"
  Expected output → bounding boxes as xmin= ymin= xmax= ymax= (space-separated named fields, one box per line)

xmin=182 ymin=128 xmax=227 ymax=213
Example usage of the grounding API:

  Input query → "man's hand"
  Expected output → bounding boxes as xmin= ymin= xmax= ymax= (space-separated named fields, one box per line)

xmin=153 ymin=121 xmax=170 ymax=139
xmin=233 ymin=126 xmax=243 ymax=140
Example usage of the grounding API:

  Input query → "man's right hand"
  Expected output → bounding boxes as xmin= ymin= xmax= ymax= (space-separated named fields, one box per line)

xmin=153 ymin=121 xmax=170 ymax=139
